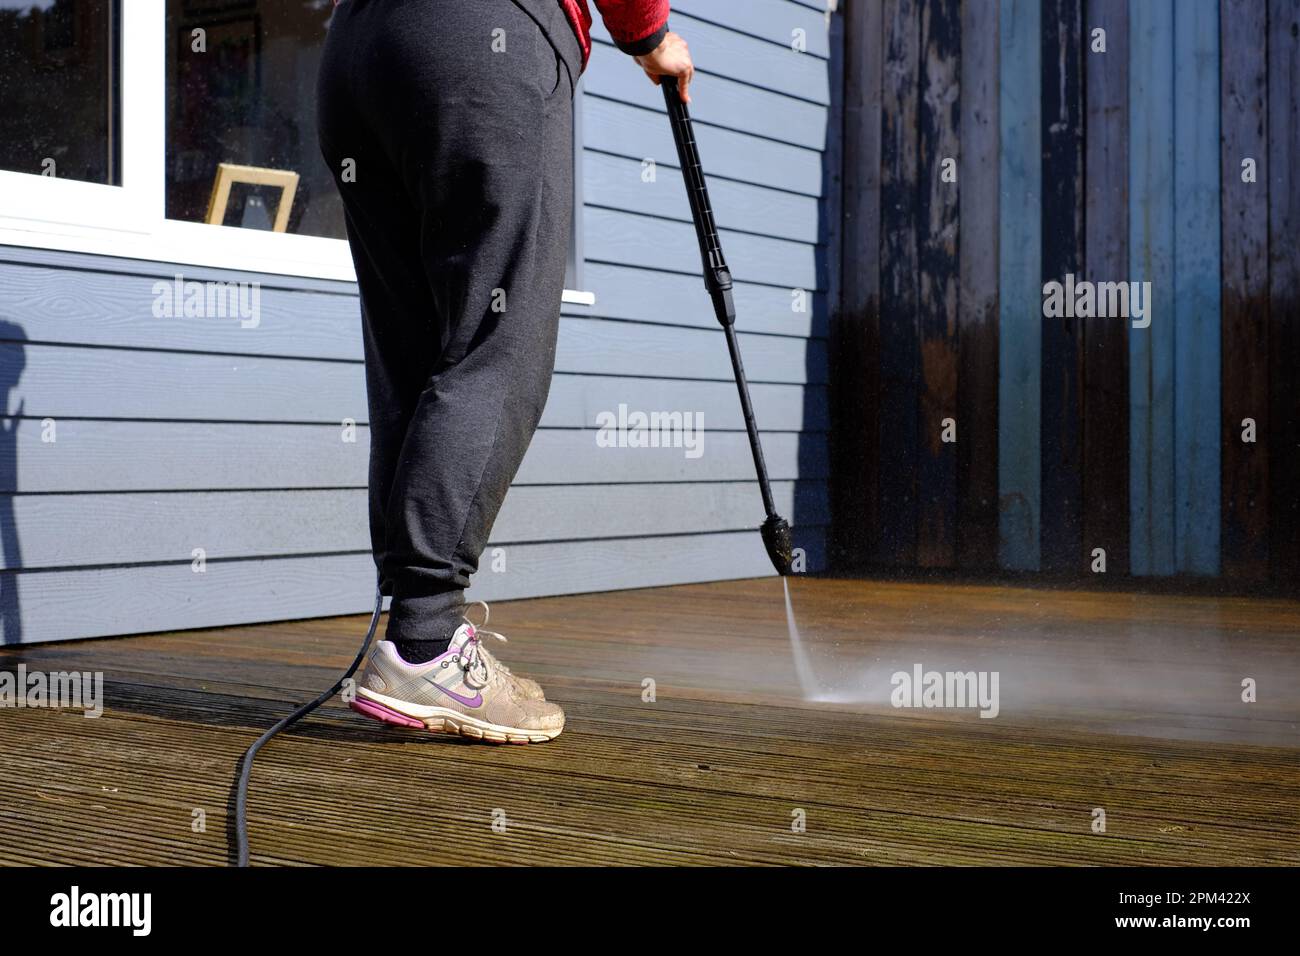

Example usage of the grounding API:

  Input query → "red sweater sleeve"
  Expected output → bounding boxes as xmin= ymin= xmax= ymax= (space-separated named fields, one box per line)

xmin=591 ymin=0 xmax=670 ymax=55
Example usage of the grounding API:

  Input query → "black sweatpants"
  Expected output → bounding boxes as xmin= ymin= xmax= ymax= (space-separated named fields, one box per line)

xmin=317 ymin=0 xmax=581 ymax=657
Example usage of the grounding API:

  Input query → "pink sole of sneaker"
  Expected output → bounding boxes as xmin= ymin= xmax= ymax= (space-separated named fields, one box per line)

xmin=349 ymin=697 xmax=560 ymax=745
xmin=349 ymin=696 xmax=425 ymax=729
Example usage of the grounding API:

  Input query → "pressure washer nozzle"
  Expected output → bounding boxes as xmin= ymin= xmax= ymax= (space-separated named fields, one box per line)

xmin=761 ymin=514 xmax=794 ymax=576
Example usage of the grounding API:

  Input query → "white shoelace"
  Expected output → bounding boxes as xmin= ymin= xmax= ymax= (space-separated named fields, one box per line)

xmin=459 ymin=601 xmax=509 ymax=687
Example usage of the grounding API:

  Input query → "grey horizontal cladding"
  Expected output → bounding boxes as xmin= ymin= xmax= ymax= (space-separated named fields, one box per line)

xmin=7 ymin=342 xmax=825 ymax=429
xmin=5 ymin=341 xmax=366 ymax=423
xmin=584 ymin=97 xmax=824 ymax=197
xmin=6 ymin=552 xmax=380 ymax=644
xmin=585 ymin=207 xmax=822 ymax=292
xmin=1 ymin=278 xmax=815 ymax=384
xmin=590 ymin=13 xmax=829 ymax=104
xmin=6 ymin=529 xmax=827 ymax=644
xmin=6 ymin=423 xmax=827 ymax=492
xmin=562 ymin=263 xmax=827 ymax=338
xmin=584 ymin=152 xmax=821 ymax=244
xmin=0 ymin=489 xmax=369 ymax=570
xmin=0 ymin=481 xmax=829 ymax=569
xmin=574 ymin=317 xmax=811 ymax=381
xmin=542 ymin=376 xmax=827 ymax=432
xmin=556 ymin=316 xmax=825 ymax=384
xmin=582 ymin=54 xmax=827 ymax=149
xmin=669 ymin=0 xmax=831 ymax=58
xmin=0 ymin=258 xmax=360 ymax=360
xmin=10 ymin=420 xmax=368 ymax=491
xmin=466 ymin=527 xmax=828 ymax=601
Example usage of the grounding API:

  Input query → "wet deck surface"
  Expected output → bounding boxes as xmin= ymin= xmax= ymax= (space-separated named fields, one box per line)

xmin=2 ymin=577 xmax=1297 ymax=865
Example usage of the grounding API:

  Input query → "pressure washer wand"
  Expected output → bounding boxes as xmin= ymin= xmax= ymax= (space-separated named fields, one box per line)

xmin=661 ymin=77 xmax=793 ymax=576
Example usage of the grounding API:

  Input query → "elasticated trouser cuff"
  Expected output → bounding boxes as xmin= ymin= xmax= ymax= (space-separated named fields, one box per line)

xmin=385 ymin=586 xmax=465 ymax=662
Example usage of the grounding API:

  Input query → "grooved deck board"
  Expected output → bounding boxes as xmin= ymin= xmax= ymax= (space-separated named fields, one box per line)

xmin=1 ymin=578 xmax=1296 ymax=866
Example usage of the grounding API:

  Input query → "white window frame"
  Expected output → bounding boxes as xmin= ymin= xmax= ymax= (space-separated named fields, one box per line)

xmin=0 ymin=0 xmax=595 ymax=305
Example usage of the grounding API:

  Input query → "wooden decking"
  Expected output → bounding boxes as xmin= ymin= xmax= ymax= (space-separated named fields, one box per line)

xmin=1 ymin=577 xmax=1297 ymax=866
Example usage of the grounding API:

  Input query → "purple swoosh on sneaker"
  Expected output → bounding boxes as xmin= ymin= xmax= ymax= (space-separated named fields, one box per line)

xmin=422 ymin=677 xmax=483 ymax=708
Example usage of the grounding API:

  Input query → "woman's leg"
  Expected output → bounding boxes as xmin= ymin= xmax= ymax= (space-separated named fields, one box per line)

xmin=319 ymin=0 xmax=580 ymax=661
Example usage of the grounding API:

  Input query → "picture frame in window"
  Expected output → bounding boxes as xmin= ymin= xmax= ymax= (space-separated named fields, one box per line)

xmin=205 ymin=162 xmax=299 ymax=233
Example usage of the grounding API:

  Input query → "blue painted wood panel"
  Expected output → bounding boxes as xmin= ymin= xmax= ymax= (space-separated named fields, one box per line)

xmin=584 ymin=207 xmax=822 ymax=291
xmin=583 ymin=98 xmax=825 ymax=197
xmin=1172 ymin=0 xmax=1221 ymax=575
xmin=998 ymin=0 xmax=1042 ymax=571
xmin=1129 ymin=0 xmax=1177 ymax=576
xmin=671 ymin=0 xmax=832 ymax=59
xmin=591 ymin=14 xmax=830 ymax=104
xmin=582 ymin=152 xmax=821 ymax=243
xmin=563 ymin=263 xmax=826 ymax=337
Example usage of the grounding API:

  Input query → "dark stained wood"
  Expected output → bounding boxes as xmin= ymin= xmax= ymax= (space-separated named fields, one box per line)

xmin=915 ymin=0 xmax=961 ymax=567
xmin=1039 ymin=0 xmax=1085 ymax=572
xmin=1 ymin=578 xmax=1297 ymax=866
xmin=877 ymin=0 xmax=922 ymax=566
xmin=955 ymin=0 xmax=999 ymax=571
xmin=1082 ymin=0 xmax=1130 ymax=577
xmin=1220 ymin=0 xmax=1270 ymax=579
xmin=1268 ymin=0 xmax=1300 ymax=582
xmin=830 ymin=0 xmax=884 ymax=569
xmin=997 ymin=0 xmax=1044 ymax=571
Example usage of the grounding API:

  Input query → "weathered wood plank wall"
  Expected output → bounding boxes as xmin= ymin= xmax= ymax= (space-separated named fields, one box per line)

xmin=997 ymin=0 xmax=1042 ymax=571
xmin=1128 ymin=0 xmax=1177 ymax=576
xmin=1267 ymin=0 xmax=1300 ymax=584
xmin=877 ymin=0 xmax=923 ymax=566
xmin=1220 ymin=0 xmax=1270 ymax=579
xmin=1172 ymin=0 xmax=1222 ymax=576
xmin=833 ymin=0 xmax=1298 ymax=583
xmin=1082 ymin=0 xmax=1130 ymax=577
xmin=955 ymin=0 xmax=1000 ymax=570
xmin=1039 ymin=0 xmax=1085 ymax=574
xmin=830 ymin=0 xmax=883 ymax=567
xmin=915 ymin=0 xmax=961 ymax=568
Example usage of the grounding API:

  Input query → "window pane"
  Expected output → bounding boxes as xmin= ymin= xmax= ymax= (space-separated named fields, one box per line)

xmin=0 ymin=0 xmax=120 ymax=184
xmin=166 ymin=0 xmax=343 ymax=239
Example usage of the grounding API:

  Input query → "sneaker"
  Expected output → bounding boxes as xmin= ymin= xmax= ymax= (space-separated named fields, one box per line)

xmin=351 ymin=620 xmax=564 ymax=744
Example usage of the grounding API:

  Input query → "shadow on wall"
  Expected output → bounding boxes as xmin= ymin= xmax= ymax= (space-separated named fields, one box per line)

xmin=0 ymin=319 xmax=24 ymax=643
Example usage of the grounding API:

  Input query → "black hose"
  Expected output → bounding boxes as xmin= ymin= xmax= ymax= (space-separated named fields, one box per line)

xmin=234 ymin=583 xmax=383 ymax=866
